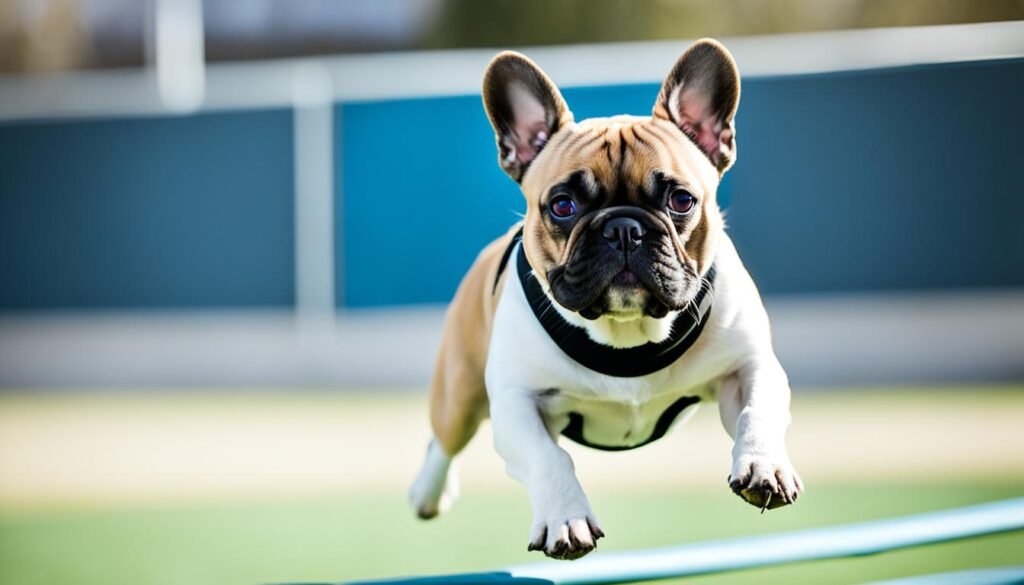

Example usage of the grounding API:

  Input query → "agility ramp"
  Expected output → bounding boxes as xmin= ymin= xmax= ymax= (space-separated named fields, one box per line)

xmin=327 ymin=497 xmax=1024 ymax=585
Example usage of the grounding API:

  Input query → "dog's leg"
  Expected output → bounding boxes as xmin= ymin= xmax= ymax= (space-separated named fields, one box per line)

xmin=489 ymin=388 xmax=603 ymax=560
xmin=410 ymin=290 xmax=489 ymax=520
xmin=409 ymin=376 xmax=486 ymax=519
xmin=718 ymin=358 xmax=803 ymax=510
xmin=408 ymin=438 xmax=460 ymax=519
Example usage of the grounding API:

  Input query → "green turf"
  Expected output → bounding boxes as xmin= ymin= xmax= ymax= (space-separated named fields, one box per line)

xmin=1 ymin=483 xmax=1022 ymax=585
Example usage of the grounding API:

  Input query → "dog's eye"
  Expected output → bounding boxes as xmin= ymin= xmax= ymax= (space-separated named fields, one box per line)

xmin=668 ymin=189 xmax=697 ymax=215
xmin=549 ymin=195 xmax=577 ymax=219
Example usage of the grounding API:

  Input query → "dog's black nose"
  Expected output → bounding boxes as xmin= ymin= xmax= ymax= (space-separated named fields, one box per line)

xmin=602 ymin=217 xmax=645 ymax=252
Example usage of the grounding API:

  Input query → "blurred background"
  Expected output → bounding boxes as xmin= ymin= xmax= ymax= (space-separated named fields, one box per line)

xmin=1 ymin=2 xmax=1023 ymax=584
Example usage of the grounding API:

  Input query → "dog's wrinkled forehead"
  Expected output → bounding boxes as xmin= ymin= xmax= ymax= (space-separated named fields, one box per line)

xmin=521 ymin=116 xmax=721 ymax=209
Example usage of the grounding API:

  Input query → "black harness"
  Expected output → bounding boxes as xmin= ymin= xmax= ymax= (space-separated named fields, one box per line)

xmin=493 ymin=228 xmax=715 ymax=451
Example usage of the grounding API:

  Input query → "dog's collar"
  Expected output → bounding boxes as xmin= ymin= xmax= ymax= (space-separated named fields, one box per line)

xmin=504 ymin=230 xmax=716 ymax=378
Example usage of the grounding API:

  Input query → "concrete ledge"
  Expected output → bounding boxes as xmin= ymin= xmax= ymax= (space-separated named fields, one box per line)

xmin=1 ymin=289 xmax=1022 ymax=388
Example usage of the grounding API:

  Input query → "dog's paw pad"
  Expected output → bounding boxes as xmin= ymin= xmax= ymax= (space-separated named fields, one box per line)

xmin=528 ymin=517 xmax=603 ymax=560
xmin=729 ymin=455 xmax=803 ymax=511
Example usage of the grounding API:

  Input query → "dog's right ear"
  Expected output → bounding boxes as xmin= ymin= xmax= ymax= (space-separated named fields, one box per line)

xmin=653 ymin=39 xmax=741 ymax=174
xmin=483 ymin=52 xmax=573 ymax=182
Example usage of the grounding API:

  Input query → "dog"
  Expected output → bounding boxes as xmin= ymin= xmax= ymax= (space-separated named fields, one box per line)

xmin=409 ymin=39 xmax=802 ymax=561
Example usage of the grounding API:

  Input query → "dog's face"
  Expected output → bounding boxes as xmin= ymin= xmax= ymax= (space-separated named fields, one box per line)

xmin=483 ymin=40 xmax=740 ymax=347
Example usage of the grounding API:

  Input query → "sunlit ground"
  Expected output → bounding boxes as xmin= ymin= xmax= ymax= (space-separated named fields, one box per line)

xmin=0 ymin=388 xmax=1022 ymax=585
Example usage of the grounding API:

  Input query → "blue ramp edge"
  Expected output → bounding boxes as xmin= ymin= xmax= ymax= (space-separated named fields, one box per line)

xmin=322 ymin=498 xmax=1024 ymax=585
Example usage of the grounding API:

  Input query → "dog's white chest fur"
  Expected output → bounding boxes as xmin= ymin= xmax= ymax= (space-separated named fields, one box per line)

xmin=486 ymin=234 xmax=759 ymax=449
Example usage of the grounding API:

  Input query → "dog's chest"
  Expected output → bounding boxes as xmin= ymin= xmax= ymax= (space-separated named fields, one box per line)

xmin=486 ymin=245 xmax=747 ymax=449
xmin=540 ymin=380 xmax=706 ymax=450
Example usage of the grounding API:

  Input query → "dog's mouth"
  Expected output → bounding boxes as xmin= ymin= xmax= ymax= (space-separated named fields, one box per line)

xmin=612 ymin=269 xmax=642 ymax=287
xmin=543 ymin=207 xmax=698 ymax=321
xmin=549 ymin=260 xmax=694 ymax=321
xmin=587 ymin=269 xmax=671 ymax=321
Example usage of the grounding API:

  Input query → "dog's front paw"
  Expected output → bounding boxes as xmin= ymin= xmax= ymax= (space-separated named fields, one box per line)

xmin=528 ymin=516 xmax=604 ymax=560
xmin=729 ymin=453 xmax=803 ymax=511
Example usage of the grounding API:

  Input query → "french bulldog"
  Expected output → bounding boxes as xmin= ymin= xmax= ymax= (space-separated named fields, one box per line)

xmin=409 ymin=38 xmax=802 ymax=561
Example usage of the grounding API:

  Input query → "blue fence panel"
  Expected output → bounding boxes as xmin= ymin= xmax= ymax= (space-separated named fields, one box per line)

xmin=338 ymin=95 xmax=520 ymax=308
xmin=727 ymin=59 xmax=1024 ymax=294
xmin=0 ymin=110 xmax=295 ymax=310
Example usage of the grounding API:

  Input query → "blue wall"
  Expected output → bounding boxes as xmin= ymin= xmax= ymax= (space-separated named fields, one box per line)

xmin=1 ymin=58 xmax=1022 ymax=310
xmin=0 ymin=110 xmax=295 ymax=309
xmin=727 ymin=60 xmax=1024 ymax=294
xmin=338 ymin=95 xmax=518 ymax=308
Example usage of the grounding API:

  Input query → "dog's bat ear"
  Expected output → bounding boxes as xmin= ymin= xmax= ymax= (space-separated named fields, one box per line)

xmin=653 ymin=39 xmax=741 ymax=174
xmin=483 ymin=52 xmax=573 ymax=182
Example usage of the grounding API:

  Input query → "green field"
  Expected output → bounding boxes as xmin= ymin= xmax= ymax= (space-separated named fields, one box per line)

xmin=1 ymin=483 xmax=1022 ymax=585
xmin=1 ymin=388 xmax=1022 ymax=584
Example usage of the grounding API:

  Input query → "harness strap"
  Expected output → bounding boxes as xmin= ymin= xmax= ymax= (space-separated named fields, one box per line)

xmin=561 ymin=395 xmax=701 ymax=451
xmin=492 ymin=226 xmax=524 ymax=295
xmin=513 ymin=240 xmax=715 ymax=378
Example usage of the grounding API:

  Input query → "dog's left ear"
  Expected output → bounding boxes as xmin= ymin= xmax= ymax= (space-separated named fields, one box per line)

xmin=653 ymin=39 xmax=740 ymax=173
xmin=483 ymin=51 xmax=573 ymax=182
